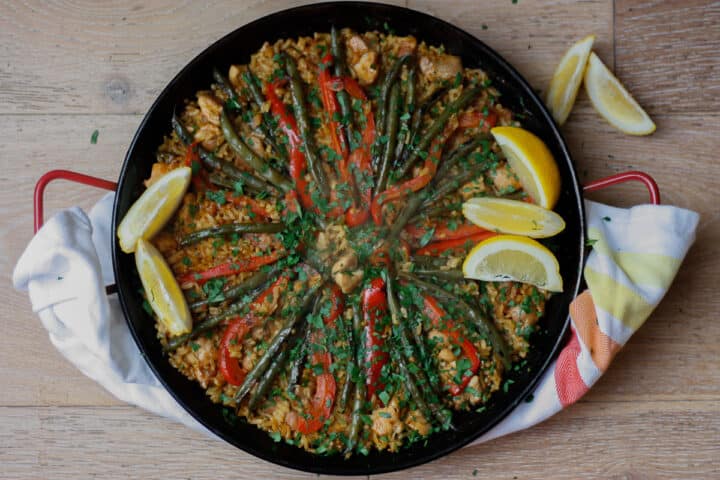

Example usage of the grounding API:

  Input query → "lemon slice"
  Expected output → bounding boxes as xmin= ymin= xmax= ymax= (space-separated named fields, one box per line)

xmin=490 ymin=126 xmax=561 ymax=209
xmin=135 ymin=239 xmax=192 ymax=336
xmin=584 ymin=52 xmax=656 ymax=135
xmin=546 ymin=34 xmax=595 ymax=125
xmin=463 ymin=234 xmax=563 ymax=292
xmin=117 ymin=166 xmax=191 ymax=253
xmin=462 ymin=197 xmax=566 ymax=238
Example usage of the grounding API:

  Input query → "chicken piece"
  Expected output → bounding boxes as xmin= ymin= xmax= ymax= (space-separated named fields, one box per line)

xmin=419 ymin=52 xmax=463 ymax=83
xmin=490 ymin=163 xmax=522 ymax=194
xmin=438 ymin=347 xmax=456 ymax=362
xmin=228 ymin=64 xmax=243 ymax=89
xmin=197 ymin=91 xmax=223 ymax=126
xmin=346 ymin=35 xmax=379 ymax=85
xmin=193 ymin=123 xmax=222 ymax=151
xmin=405 ymin=409 xmax=432 ymax=436
xmin=371 ymin=398 xmax=401 ymax=437
xmin=332 ymin=251 xmax=364 ymax=293
xmin=352 ymin=51 xmax=379 ymax=85
xmin=394 ymin=36 xmax=418 ymax=56
xmin=144 ymin=162 xmax=172 ymax=188
xmin=459 ymin=177 xmax=488 ymax=199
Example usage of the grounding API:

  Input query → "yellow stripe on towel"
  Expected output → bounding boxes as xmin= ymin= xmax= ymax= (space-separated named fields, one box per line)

xmin=584 ymin=267 xmax=654 ymax=332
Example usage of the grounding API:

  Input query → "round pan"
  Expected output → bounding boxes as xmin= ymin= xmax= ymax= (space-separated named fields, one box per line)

xmin=112 ymin=2 xmax=585 ymax=475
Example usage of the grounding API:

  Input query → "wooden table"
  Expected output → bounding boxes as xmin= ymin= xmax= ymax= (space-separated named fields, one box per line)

xmin=1 ymin=1 xmax=718 ymax=478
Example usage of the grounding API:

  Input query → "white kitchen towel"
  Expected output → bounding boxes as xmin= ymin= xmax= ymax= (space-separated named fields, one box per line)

xmin=13 ymin=193 xmax=698 ymax=445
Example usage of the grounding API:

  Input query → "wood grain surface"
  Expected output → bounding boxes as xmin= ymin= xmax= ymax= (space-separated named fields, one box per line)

xmin=1 ymin=1 xmax=718 ymax=479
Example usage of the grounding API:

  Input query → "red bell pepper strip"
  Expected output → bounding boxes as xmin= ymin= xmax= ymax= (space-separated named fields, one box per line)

xmin=218 ymin=274 xmax=290 ymax=385
xmin=295 ymin=284 xmax=344 ymax=434
xmin=405 ymin=222 xmax=489 ymax=243
xmin=183 ymin=141 xmax=210 ymax=192
xmin=342 ymin=76 xmax=367 ymax=100
xmin=422 ymin=295 xmax=481 ymax=396
xmin=218 ymin=317 xmax=253 ymax=385
xmin=362 ymin=277 xmax=389 ymax=404
xmin=458 ymin=110 xmax=498 ymax=131
xmin=266 ymin=80 xmax=316 ymax=212
xmin=296 ymin=372 xmax=337 ymax=433
xmin=318 ymin=54 xmax=349 ymax=161
xmin=344 ymin=108 xmax=375 ymax=227
xmin=370 ymin=129 xmax=447 ymax=225
xmin=178 ymin=252 xmax=281 ymax=285
xmin=415 ymin=231 xmax=497 ymax=256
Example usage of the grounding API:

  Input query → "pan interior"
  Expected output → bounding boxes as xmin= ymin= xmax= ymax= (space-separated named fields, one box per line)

xmin=112 ymin=2 xmax=584 ymax=475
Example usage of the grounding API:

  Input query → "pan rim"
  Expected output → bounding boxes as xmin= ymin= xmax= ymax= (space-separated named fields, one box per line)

xmin=111 ymin=1 xmax=585 ymax=474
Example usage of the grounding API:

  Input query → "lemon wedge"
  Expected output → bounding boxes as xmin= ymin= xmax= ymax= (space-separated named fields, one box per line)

xmin=546 ymin=34 xmax=595 ymax=125
xmin=490 ymin=126 xmax=561 ymax=209
xmin=135 ymin=239 xmax=192 ymax=336
xmin=584 ymin=52 xmax=656 ymax=135
xmin=463 ymin=234 xmax=563 ymax=292
xmin=117 ymin=166 xmax=191 ymax=253
xmin=462 ymin=197 xmax=566 ymax=238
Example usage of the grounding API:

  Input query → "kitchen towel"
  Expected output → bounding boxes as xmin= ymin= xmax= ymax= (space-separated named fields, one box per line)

xmin=12 ymin=192 xmax=699 ymax=444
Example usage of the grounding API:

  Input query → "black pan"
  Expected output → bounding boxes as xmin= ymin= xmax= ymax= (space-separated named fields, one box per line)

xmin=112 ymin=2 xmax=584 ymax=475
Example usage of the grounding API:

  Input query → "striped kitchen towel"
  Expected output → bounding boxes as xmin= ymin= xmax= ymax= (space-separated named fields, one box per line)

xmin=474 ymin=199 xmax=699 ymax=443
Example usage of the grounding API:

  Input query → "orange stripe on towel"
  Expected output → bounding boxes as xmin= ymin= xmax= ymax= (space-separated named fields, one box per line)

xmin=569 ymin=290 xmax=622 ymax=373
xmin=554 ymin=327 xmax=588 ymax=407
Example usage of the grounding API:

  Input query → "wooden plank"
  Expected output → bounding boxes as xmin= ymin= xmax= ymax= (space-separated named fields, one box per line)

xmin=1 ymin=402 xmax=717 ymax=479
xmin=375 ymin=400 xmax=720 ymax=479
xmin=0 ymin=0 xmax=403 ymax=115
xmin=614 ymin=0 xmax=720 ymax=116
xmin=0 ymin=406 xmax=315 ymax=480
xmin=408 ymin=0 xmax=614 ymax=117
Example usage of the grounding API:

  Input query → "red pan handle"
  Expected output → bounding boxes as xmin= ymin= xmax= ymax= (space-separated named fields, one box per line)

xmin=34 ymin=170 xmax=117 ymax=233
xmin=583 ymin=171 xmax=660 ymax=205
xmin=34 ymin=169 xmax=660 ymax=231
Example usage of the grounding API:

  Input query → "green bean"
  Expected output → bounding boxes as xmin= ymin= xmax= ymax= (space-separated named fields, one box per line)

xmin=344 ymin=303 xmax=366 ymax=456
xmin=220 ymin=108 xmax=292 ymax=193
xmin=234 ymin=286 xmax=320 ymax=403
xmin=420 ymin=157 xmax=493 ymax=209
xmin=212 ymin=67 xmax=240 ymax=109
xmin=389 ymin=341 xmax=437 ymax=429
xmin=240 ymin=71 xmax=286 ymax=160
xmin=411 ymin=255 xmax=451 ymax=269
xmin=374 ymin=82 xmax=401 ymax=195
xmin=387 ymin=191 xmax=426 ymax=239
xmin=165 ymin=289 xmax=261 ymax=352
xmin=179 ymin=222 xmax=285 ymax=246
xmin=287 ymin=322 xmax=312 ymax=392
xmin=248 ymin=345 xmax=291 ymax=411
xmin=408 ymin=201 xmax=463 ymax=224
xmin=398 ymin=272 xmax=512 ymax=369
xmin=394 ymin=66 xmax=416 ymax=165
xmin=206 ymin=172 xmax=264 ymax=195
xmin=375 ymin=55 xmax=413 ymax=142
xmin=390 ymin=280 xmax=441 ymax=396
xmin=283 ymin=54 xmax=330 ymax=197
xmin=413 ymin=268 xmax=465 ymax=282
xmin=398 ymin=86 xmax=449 ymax=167
xmin=331 ymin=26 xmax=353 ymax=152
xmin=172 ymin=112 xmax=275 ymax=193
xmin=189 ymin=267 xmax=277 ymax=310
xmin=434 ymin=135 xmax=489 ymax=182
xmin=337 ymin=308 xmax=355 ymax=412
xmin=396 ymin=85 xmax=482 ymax=179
